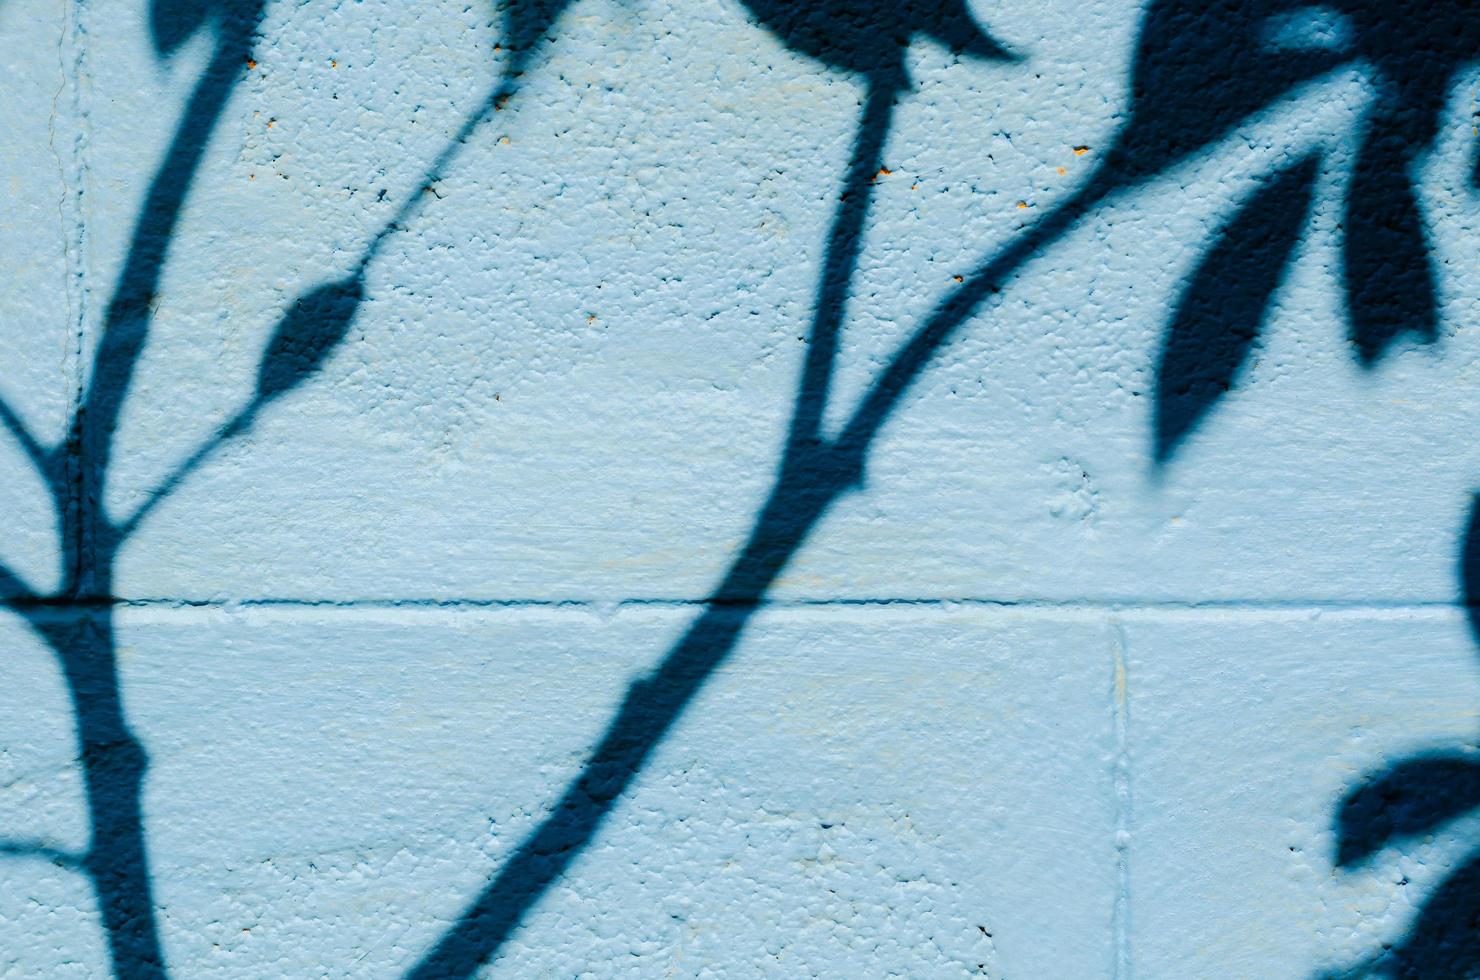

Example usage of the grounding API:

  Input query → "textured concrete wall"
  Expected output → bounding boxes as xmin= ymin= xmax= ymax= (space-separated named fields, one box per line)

xmin=4 ymin=0 xmax=1480 ymax=976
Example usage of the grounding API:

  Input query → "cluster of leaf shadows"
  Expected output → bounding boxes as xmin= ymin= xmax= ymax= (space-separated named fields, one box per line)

xmin=2 ymin=0 xmax=1478 ymax=976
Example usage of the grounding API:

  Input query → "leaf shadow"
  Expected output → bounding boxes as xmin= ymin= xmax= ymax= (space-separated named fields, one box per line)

xmin=1335 ymin=751 xmax=1480 ymax=870
xmin=1153 ymin=152 xmax=1321 ymax=463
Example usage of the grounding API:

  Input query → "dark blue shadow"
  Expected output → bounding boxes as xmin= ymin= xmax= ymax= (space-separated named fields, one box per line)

xmin=404 ymin=1 xmax=1480 ymax=977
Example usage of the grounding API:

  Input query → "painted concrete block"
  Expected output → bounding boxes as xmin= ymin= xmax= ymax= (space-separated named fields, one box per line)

xmin=1 ymin=606 xmax=1116 ymax=976
xmin=0 ymin=0 xmax=76 ymax=597
xmin=1124 ymin=610 xmax=1480 ymax=978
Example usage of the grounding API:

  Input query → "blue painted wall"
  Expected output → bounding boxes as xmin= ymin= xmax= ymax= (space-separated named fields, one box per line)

xmin=3 ymin=0 xmax=1480 ymax=975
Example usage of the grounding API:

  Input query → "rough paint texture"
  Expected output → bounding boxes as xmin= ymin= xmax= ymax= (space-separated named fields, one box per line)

xmin=3 ymin=0 xmax=1480 ymax=976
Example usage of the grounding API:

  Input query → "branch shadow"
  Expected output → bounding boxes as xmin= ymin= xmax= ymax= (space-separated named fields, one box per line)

xmin=1 ymin=3 xmax=267 ymax=978
xmin=404 ymin=2 xmax=1017 ymax=974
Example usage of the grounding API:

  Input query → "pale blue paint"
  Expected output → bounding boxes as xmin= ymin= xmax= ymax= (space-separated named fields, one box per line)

xmin=1 ymin=0 xmax=1478 ymax=975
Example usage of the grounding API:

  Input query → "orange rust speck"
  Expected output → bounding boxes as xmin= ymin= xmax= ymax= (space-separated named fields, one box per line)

xmin=953 ymin=275 xmax=964 ymax=283
xmin=1016 ymin=201 xmax=1028 ymax=209
xmin=330 ymin=60 xmax=338 ymax=68
xmin=874 ymin=167 xmax=892 ymax=181
xmin=1056 ymin=166 xmax=1067 ymax=175
xmin=246 ymin=59 xmax=257 ymax=69
xmin=1073 ymin=146 xmax=1090 ymax=155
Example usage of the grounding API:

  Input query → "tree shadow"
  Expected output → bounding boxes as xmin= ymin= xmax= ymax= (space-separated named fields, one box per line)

xmin=0 ymin=3 xmax=270 ymax=977
xmin=3 ymin=0 xmax=1474 ymax=975
xmin=400 ymin=0 xmax=1480 ymax=976
xmin=0 ymin=1 xmax=599 ymax=976
xmin=1 ymin=1 xmax=366 ymax=977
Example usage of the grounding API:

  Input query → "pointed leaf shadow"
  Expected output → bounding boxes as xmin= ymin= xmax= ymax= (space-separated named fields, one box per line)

xmin=1335 ymin=752 xmax=1480 ymax=868
xmin=1153 ymin=153 xmax=1320 ymax=462
xmin=1343 ymin=117 xmax=1439 ymax=366
xmin=252 ymin=276 xmax=364 ymax=408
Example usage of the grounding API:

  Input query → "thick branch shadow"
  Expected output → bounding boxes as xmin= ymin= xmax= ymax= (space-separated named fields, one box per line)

xmin=404 ymin=57 xmax=912 ymax=980
xmin=0 ymin=3 xmax=266 ymax=978
xmin=1 ymin=2 xmax=586 ymax=977
xmin=36 ymin=3 xmax=269 ymax=978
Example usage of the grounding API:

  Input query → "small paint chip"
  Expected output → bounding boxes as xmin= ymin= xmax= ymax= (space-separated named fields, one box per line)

xmin=246 ymin=58 xmax=257 ymax=70
xmin=874 ymin=167 xmax=893 ymax=182
xmin=1072 ymin=145 xmax=1090 ymax=156
xmin=1015 ymin=201 xmax=1029 ymax=209
xmin=953 ymin=275 xmax=964 ymax=283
